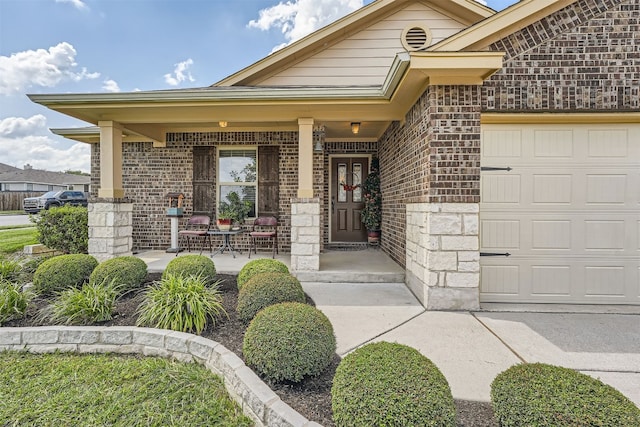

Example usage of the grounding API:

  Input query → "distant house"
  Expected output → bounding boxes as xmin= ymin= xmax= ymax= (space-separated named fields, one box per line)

xmin=0 ymin=163 xmax=90 ymax=193
xmin=30 ymin=0 xmax=640 ymax=309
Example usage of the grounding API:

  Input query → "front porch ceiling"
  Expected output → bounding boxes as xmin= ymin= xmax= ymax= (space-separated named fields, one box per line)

xmin=31 ymin=51 xmax=504 ymax=144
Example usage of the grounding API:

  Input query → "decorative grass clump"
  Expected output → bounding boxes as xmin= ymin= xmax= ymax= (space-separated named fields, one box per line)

xmin=89 ymin=256 xmax=148 ymax=294
xmin=0 ymin=352 xmax=253 ymax=426
xmin=136 ymin=274 xmax=226 ymax=334
xmin=42 ymin=280 xmax=119 ymax=325
xmin=162 ymin=255 xmax=216 ymax=285
xmin=236 ymin=272 xmax=306 ymax=323
xmin=237 ymin=258 xmax=289 ymax=290
xmin=0 ymin=258 xmax=22 ymax=282
xmin=0 ymin=280 xmax=33 ymax=324
xmin=491 ymin=363 xmax=640 ymax=426
xmin=243 ymin=302 xmax=336 ymax=383
xmin=32 ymin=254 xmax=98 ymax=296
xmin=331 ymin=341 xmax=456 ymax=427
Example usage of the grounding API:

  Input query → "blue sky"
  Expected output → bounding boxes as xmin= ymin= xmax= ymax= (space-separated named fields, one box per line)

xmin=0 ymin=0 xmax=517 ymax=173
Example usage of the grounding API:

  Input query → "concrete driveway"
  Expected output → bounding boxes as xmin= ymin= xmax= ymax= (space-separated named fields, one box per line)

xmin=0 ymin=214 xmax=32 ymax=227
xmin=303 ymin=281 xmax=640 ymax=407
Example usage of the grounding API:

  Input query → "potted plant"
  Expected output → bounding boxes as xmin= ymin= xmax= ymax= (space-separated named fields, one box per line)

xmin=361 ymin=157 xmax=382 ymax=244
xmin=218 ymin=191 xmax=251 ymax=230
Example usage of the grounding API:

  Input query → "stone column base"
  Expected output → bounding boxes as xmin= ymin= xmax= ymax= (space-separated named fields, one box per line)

xmin=290 ymin=198 xmax=320 ymax=271
xmin=405 ymin=203 xmax=480 ymax=310
xmin=88 ymin=201 xmax=133 ymax=262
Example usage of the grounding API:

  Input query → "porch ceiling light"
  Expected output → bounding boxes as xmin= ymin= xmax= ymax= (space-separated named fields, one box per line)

xmin=219 ymin=121 xmax=228 ymax=128
xmin=351 ymin=122 xmax=360 ymax=134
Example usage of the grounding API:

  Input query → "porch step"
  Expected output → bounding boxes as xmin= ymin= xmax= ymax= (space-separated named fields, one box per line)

xmin=294 ymin=269 xmax=404 ymax=283
xmin=295 ymin=249 xmax=405 ymax=284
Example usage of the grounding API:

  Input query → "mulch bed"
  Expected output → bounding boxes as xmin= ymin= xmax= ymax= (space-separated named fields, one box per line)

xmin=5 ymin=273 xmax=497 ymax=427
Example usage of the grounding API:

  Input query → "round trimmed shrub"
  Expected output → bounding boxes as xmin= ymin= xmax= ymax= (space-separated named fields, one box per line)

xmin=332 ymin=341 xmax=455 ymax=427
xmin=89 ymin=256 xmax=148 ymax=294
xmin=491 ymin=363 xmax=640 ymax=426
xmin=32 ymin=254 xmax=98 ymax=296
xmin=162 ymin=255 xmax=216 ymax=285
xmin=236 ymin=272 xmax=305 ymax=323
xmin=237 ymin=259 xmax=289 ymax=290
xmin=243 ymin=302 xmax=336 ymax=383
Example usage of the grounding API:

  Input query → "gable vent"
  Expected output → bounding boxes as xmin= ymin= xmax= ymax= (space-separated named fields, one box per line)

xmin=401 ymin=24 xmax=432 ymax=51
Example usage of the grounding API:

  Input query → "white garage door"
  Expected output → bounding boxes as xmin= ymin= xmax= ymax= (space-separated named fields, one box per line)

xmin=480 ymin=123 xmax=640 ymax=304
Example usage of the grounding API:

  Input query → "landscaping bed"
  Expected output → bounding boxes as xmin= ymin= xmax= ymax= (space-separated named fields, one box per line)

xmin=5 ymin=272 xmax=497 ymax=427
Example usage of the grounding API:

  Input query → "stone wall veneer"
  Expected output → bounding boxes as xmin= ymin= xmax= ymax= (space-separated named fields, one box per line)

xmin=406 ymin=203 xmax=479 ymax=310
xmin=88 ymin=201 xmax=134 ymax=262
xmin=0 ymin=326 xmax=321 ymax=427
xmin=290 ymin=198 xmax=321 ymax=271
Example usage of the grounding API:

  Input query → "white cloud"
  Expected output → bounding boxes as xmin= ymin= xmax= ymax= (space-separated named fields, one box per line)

xmin=55 ymin=0 xmax=88 ymax=10
xmin=0 ymin=42 xmax=100 ymax=95
xmin=475 ymin=0 xmax=488 ymax=5
xmin=0 ymin=115 xmax=47 ymax=138
xmin=102 ymin=79 xmax=120 ymax=92
xmin=0 ymin=115 xmax=90 ymax=172
xmin=248 ymin=0 xmax=363 ymax=52
xmin=164 ymin=59 xmax=195 ymax=86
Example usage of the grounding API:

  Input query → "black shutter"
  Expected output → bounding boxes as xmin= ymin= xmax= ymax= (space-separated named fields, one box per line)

xmin=192 ymin=146 xmax=215 ymax=217
xmin=258 ymin=146 xmax=279 ymax=218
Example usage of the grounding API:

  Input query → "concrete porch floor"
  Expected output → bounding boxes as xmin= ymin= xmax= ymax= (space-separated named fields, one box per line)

xmin=136 ymin=247 xmax=405 ymax=282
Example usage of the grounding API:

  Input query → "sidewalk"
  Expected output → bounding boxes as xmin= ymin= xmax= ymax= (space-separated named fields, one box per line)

xmin=303 ymin=281 xmax=640 ymax=406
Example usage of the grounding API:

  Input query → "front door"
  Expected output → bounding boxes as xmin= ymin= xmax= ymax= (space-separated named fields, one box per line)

xmin=331 ymin=157 xmax=369 ymax=242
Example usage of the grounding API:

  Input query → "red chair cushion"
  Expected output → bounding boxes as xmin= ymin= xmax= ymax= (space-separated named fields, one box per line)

xmin=250 ymin=231 xmax=276 ymax=238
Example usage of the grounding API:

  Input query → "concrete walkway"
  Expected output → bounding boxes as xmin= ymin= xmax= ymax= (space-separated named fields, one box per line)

xmin=303 ymin=281 xmax=640 ymax=406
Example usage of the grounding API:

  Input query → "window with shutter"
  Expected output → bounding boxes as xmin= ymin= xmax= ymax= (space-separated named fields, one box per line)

xmin=194 ymin=146 xmax=279 ymax=219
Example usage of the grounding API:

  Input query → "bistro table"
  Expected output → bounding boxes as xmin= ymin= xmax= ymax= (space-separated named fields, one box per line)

xmin=208 ymin=228 xmax=245 ymax=258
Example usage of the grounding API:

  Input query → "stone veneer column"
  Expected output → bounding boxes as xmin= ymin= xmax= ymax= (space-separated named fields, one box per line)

xmin=406 ymin=203 xmax=480 ymax=310
xmin=88 ymin=200 xmax=134 ymax=262
xmin=290 ymin=198 xmax=320 ymax=271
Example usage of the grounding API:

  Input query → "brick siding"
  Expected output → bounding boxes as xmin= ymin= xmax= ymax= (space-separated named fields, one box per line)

xmin=92 ymin=132 xmax=301 ymax=252
xmin=485 ymin=0 xmax=639 ymax=111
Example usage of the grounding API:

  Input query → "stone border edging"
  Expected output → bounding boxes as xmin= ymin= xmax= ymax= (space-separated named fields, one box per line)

xmin=0 ymin=326 xmax=322 ymax=427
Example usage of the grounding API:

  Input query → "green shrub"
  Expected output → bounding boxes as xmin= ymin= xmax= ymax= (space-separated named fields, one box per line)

xmin=42 ymin=280 xmax=119 ymax=325
xmin=90 ymin=256 xmax=148 ymax=294
xmin=237 ymin=259 xmax=289 ymax=290
xmin=332 ymin=341 xmax=455 ymax=427
xmin=243 ymin=302 xmax=335 ymax=383
xmin=162 ymin=255 xmax=216 ymax=285
xmin=237 ymin=272 xmax=305 ymax=323
xmin=491 ymin=363 xmax=640 ymax=427
xmin=136 ymin=274 xmax=226 ymax=334
xmin=32 ymin=205 xmax=88 ymax=254
xmin=32 ymin=254 xmax=98 ymax=296
xmin=0 ymin=258 xmax=22 ymax=282
xmin=0 ymin=280 xmax=33 ymax=324
xmin=18 ymin=254 xmax=55 ymax=284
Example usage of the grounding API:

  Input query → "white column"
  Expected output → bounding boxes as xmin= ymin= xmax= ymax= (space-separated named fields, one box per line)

xmin=98 ymin=120 xmax=125 ymax=199
xmin=297 ymin=118 xmax=314 ymax=198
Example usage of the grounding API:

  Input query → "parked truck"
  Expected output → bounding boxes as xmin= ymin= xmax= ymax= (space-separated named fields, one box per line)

xmin=23 ymin=190 xmax=88 ymax=214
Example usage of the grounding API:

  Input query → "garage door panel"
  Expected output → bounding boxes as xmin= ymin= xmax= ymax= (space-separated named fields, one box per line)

xmin=481 ymin=123 xmax=639 ymax=304
xmin=482 ymin=258 xmax=638 ymax=303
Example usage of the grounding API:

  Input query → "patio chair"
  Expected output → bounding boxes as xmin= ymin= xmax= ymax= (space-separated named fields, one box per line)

xmin=248 ymin=216 xmax=278 ymax=258
xmin=177 ymin=215 xmax=212 ymax=256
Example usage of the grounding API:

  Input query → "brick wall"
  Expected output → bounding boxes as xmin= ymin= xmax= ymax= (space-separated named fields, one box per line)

xmin=485 ymin=0 xmax=639 ymax=111
xmin=378 ymin=85 xmax=481 ymax=267
xmin=91 ymin=132 xmax=300 ymax=252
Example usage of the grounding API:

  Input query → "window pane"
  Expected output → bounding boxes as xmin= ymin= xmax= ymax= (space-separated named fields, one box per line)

xmin=353 ymin=163 xmax=362 ymax=202
xmin=338 ymin=163 xmax=347 ymax=202
xmin=219 ymin=150 xmax=257 ymax=183
xmin=220 ymin=185 xmax=256 ymax=218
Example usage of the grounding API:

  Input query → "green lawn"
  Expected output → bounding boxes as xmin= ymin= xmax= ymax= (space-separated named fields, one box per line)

xmin=0 ymin=210 xmax=25 ymax=215
xmin=0 ymin=352 xmax=253 ymax=426
xmin=0 ymin=227 xmax=38 ymax=253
